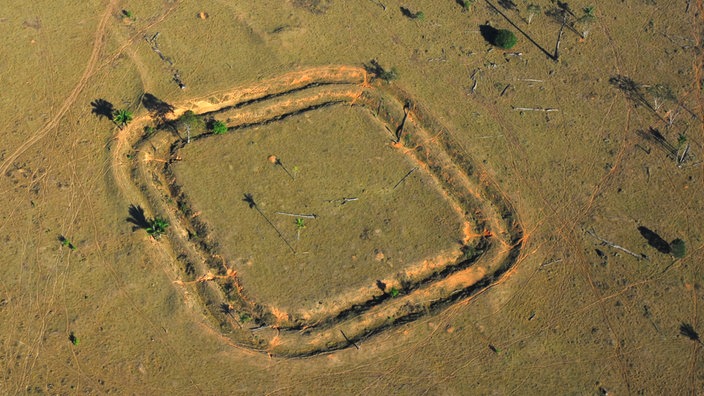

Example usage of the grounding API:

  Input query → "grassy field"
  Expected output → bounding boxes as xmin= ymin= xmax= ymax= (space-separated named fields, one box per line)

xmin=0 ymin=0 xmax=702 ymax=394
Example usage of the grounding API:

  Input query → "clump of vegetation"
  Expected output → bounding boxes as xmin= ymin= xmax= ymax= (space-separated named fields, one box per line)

xmin=295 ymin=218 xmax=305 ymax=240
xmin=670 ymin=239 xmax=686 ymax=258
xmin=461 ymin=245 xmax=477 ymax=261
xmin=211 ymin=120 xmax=228 ymax=135
xmin=178 ymin=110 xmax=204 ymax=130
xmin=69 ymin=332 xmax=79 ymax=346
xmin=122 ymin=10 xmax=135 ymax=20
xmin=177 ymin=110 xmax=205 ymax=142
xmin=146 ymin=217 xmax=169 ymax=239
xmin=459 ymin=0 xmax=476 ymax=12
xmin=127 ymin=204 xmax=170 ymax=240
xmin=239 ymin=312 xmax=252 ymax=323
xmin=576 ymin=6 xmax=596 ymax=37
xmin=646 ymin=84 xmax=676 ymax=110
xmin=112 ymin=109 xmax=133 ymax=128
xmin=389 ymin=287 xmax=400 ymax=297
xmin=366 ymin=60 xmax=399 ymax=83
xmin=401 ymin=7 xmax=425 ymax=20
xmin=580 ymin=6 xmax=596 ymax=22
xmin=676 ymin=134 xmax=690 ymax=165
xmin=493 ymin=29 xmax=518 ymax=49
xmin=143 ymin=125 xmax=156 ymax=138
xmin=58 ymin=235 xmax=76 ymax=251
xmin=526 ymin=4 xmax=541 ymax=24
xmin=379 ymin=67 xmax=399 ymax=82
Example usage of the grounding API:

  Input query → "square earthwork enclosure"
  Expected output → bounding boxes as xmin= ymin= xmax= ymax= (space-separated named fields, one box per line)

xmin=170 ymin=103 xmax=475 ymax=320
xmin=127 ymin=67 xmax=521 ymax=355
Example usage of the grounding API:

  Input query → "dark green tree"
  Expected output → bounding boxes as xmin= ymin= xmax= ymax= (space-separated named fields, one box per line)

xmin=494 ymin=29 xmax=518 ymax=49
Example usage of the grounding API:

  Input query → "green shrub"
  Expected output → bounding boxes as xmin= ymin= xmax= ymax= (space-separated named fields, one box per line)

xmin=670 ymin=239 xmax=686 ymax=258
xmin=460 ymin=0 xmax=476 ymax=11
xmin=211 ymin=120 xmax=228 ymax=135
xmin=239 ymin=312 xmax=252 ymax=322
xmin=379 ymin=67 xmax=399 ymax=82
xmin=412 ymin=11 xmax=425 ymax=20
xmin=59 ymin=236 xmax=76 ymax=250
xmin=494 ymin=29 xmax=518 ymax=49
xmin=580 ymin=6 xmax=595 ymax=22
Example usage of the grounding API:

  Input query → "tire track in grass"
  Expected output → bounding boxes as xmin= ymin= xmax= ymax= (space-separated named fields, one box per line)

xmin=2 ymin=1 xmax=118 ymax=390
xmin=0 ymin=0 xmax=118 ymax=176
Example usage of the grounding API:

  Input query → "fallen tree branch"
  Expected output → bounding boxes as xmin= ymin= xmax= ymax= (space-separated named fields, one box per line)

xmin=585 ymin=229 xmax=646 ymax=260
xmin=512 ymin=106 xmax=559 ymax=112
xmin=275 ymin=212 xmax=318 ymax=219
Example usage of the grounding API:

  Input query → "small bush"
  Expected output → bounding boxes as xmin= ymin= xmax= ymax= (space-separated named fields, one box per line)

xmin=239 ymin=312 xmax=252 ymax=322
xmin=493 ymin=29 xmax=518 ymax=49
xmin=670 ymin=239 xmax=686 ymax=258
xmin=211 ymin=120 xmax=228 ymax=135
xmin=459 ymin=0 xmax=475 ymax=11
xmin=412 ymin=11 xmax=425 ymax=20
xmin=379 ymin=67 xmax=399 ymax=82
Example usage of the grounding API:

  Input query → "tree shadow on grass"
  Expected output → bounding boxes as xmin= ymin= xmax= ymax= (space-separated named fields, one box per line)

xmin=609 ymin=76 xmax=656 ymax=112
xmin=637 ymin=226 xmax=671 ymax=254
xmin=127 ymin=204 xmax=150 ymax=231
xmin=91 ymin=99 xmax=114 ymax=121
xmin=680 ymin=323 xmax=701 ymax=343
xmin=399 ymin=7 xmax=414 ymax=19
xmin=479 ymin=24 xmax=499 ymax=45
xmin=483 ymin=1 xmax=560 ymax=60
xmin=142 ymin=93 xmax=174 ymax=121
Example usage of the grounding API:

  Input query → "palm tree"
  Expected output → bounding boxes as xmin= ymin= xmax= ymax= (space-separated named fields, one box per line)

xmin=146 ymin=217 xmax=169 ymax=239
xmin=112 ymin=109 xmax=133 ymax=128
